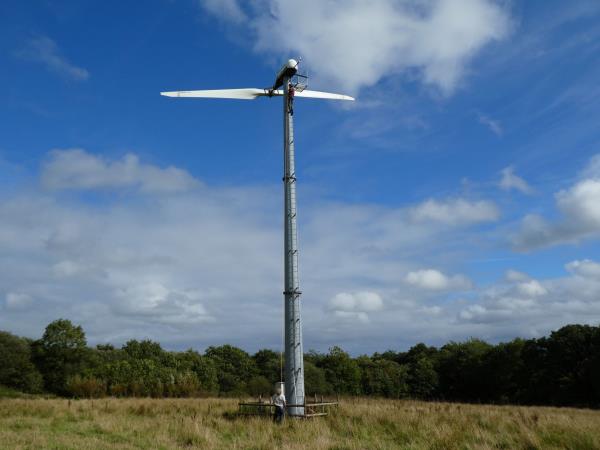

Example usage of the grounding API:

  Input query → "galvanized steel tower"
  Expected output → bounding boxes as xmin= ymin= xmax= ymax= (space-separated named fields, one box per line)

xmin=282 ymin=76 xmax=305 ymax=415
xmin=161 ymin=60 xmax=353 ymax=416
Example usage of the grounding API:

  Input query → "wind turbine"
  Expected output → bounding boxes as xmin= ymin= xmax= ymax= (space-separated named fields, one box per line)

xmin=161 ymin=59 xmax=354 ymax=416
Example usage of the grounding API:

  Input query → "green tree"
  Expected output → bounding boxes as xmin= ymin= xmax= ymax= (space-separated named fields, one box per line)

xmin=481 ymin=339 xmax=525 ymax=403
xmin=517 ymin=337 xmax=552 ymax=404
xmin=372 ymin=350 xmax=406 ymax=365
xmin=304 ymin=361 xmax=332 ymax=395
xmin=0 ymin=331 xmax=43 ymax=393
xmin=103 ymin=359 xmax=132 ymax=396
xmin=247 ymin=375 xmax=272 ymax=396
xmin=590 ymin=327 xmax=600 ymax=405
xmin=205 ymin=345 xmax=257 ymax=394
xmin=357 ymin=356 xmax=408 ymax=398
xmin=175 ymin=350 xmax=218 ymax=394
xmin=66 ymin=375 xmax=106 ymax=398
xmin=123 ymin=339 xmax=165 ymax=361
xmin=34 ymin=319 xmax=88 ymax=394
xmin=253 ymin=349 xmax=281 ymax=384
xmin=405 ymin=343 xmax=439 ymax=399
xmin=304 ymin=350 xmax=326 ymax=366
xmin=407 ymin=356 xmax=438 ymax=399
xmin=437 ymin=339 xmax=492 ymax=402
xmin=546 ymin=324 xmax=599 ymax=405
xmin=319 ymin=346 xmax=361 ymax=395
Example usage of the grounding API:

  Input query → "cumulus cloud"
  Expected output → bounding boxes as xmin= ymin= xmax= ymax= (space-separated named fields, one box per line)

xmin=458 ymin=261 xmax=600 ymax=329
xmin=0 ymin=152 xmax=282 ymax=346
xmin=408 ymin=198 xmax=499 ymax=225
xmin=330 ymin=291 xmax=383 ymax=312
xmin=199 ymin=0 xmax=511 ymax=94
xmin=517 ymin=279 xmax=547 ymax=297
xmin=405 ymin=269 xmax=472 ymax=291
xmin=513 ymin=154 xmax=600 ymax=250
xmin=566 ymin=259 xmax=600 ymax=278
xmin=16 ymin=36 xmax=89 ymax=81
xmin=1 ymin=149 xmax=511 ymax=350
xmin=41 ymin=149 xmax=200 ymax=193
xmin=113 ymin=283 xmax=213 ymax=325
xmin=556 ymin=179 xmax=600 ymax=225
xmin=505 ymin=269 xmax=529 ymax=282
xmin=499 ymin=166 xmax=533 ymax=194
xmin=581 ymin=154 xmax=600 ymax=179
xmin=5 ymin=149 xmax=598 ymax=352
xmin=329 ymin=291 xmax=383 ymax=323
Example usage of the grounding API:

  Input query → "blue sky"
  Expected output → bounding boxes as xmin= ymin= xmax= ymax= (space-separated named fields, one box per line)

xmin=1 ymin=0 xmax=600 ymax=354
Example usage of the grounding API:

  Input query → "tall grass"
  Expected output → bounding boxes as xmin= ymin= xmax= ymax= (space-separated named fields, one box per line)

xmin=1 ymin=397 xmax=599 ymax=449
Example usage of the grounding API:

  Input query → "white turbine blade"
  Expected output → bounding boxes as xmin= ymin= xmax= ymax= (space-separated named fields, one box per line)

xmin=294 ymin=90 xmax=355 ymax=101
xmin=160 ymin=88 xmax=270 ymax=100
xmin=160 ymin=88 xmax=354 ymax=101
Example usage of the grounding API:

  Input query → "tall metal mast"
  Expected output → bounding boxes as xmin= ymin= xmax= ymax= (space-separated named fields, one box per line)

xmin=160 ymin=61 xmax=353 ymax=417
xmin=282 ymin=77 xmax=304 ymax=416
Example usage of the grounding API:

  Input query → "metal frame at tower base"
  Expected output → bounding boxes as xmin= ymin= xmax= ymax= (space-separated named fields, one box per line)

xmin=282 ymin=76 xmax=305 ymax=416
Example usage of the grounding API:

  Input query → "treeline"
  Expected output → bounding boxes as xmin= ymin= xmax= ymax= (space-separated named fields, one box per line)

xmin=1 ymin=319 xmax=599 ymax=407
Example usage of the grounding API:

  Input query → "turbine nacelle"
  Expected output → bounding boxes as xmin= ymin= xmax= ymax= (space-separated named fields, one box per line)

xmin=272 ymin=58 xmax=299 ymax=90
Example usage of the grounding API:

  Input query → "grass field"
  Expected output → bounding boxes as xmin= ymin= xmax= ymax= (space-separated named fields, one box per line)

xmin=1 ymin=397 xmax=599 ymax=450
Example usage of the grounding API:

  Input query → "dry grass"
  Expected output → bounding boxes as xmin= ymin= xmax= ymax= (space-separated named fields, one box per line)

xmin=1 ymin=397 xmax=599 ymax=449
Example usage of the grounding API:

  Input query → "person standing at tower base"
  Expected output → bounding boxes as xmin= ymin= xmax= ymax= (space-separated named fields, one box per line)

xmin=272 ymin=387 xmax=286 ymax=423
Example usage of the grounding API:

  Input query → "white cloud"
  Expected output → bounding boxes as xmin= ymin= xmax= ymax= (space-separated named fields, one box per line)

xmin=478 ymin=113 xmax=503 ymax=136
xmin=4 ymin=293 xmax=33 ymax=310
xmin=0 ymin=152 xmax=281 ymax=346
xmin=459 ymin=304 xmax=487 ymax=321
xmin=505 ymin=269 xmax=529 ymax=282
xmin=2 ymin=149 xmax=508 ymax=349
xmin=566 ymin=259 xmax=600 ymax=278
xmin=581 ymin=154 xmax=600 ymax=179
xmin=4 ymin=149 xmax=598 ymax=352
xmin=41 ymin=149 xmax=199 ymax=193
xmin=329 ymin=291 xmax=383 ymax=312
xmin=200 ymin=0 xmax=247 ymax=23
xmin=17 ymin=36 xmax=89 ymax=81
xmin=458 ymin=261 xmax=600 ymax=328
xmin=113 ymin=283 xmax=213 ymax=325
xmin=328 ymin=292 xmax=384 ymax=323
xmin=513 ymin=155 xmax=600 ymax=250
xmin=517 ymin=279 xmax=547 ymax=297
xmin=200 ymin=0 xmax=512 ymax=95
xmin=556 ymin=178 xmax=600 ymax=226
xmin=409 ymin=198 xmax=499 ymax=225
xmin=333 ymin=310 xmax=370 ymax=324
xmin=499 ymin=166 xmax=533 ymax=194
xmin=405 ymin=269 xmax=471 ymax=291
